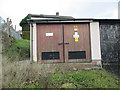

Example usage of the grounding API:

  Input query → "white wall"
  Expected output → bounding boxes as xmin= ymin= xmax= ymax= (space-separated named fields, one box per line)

xmin=90 ymin=22 xmax=101 ymax=61
xmin=30 ymin=23 xmax=37 ymax=62
xmin=30 ymin=22 xmax=102 ymax=63
xmin=119 ymin=1 xmax=120 ymax=19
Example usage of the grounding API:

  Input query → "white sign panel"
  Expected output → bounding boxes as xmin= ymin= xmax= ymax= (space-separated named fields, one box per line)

xmin=73 ymin=32 xmax=79 ymax=38
xmin=46 ymin=33 xmax=53 ymax=36
xmin=74 ymin=28 xmax=78 ymax=31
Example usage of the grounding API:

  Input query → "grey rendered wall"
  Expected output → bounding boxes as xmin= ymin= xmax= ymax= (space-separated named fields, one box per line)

xmin=99 ymin=23 xmax=120 ymax=63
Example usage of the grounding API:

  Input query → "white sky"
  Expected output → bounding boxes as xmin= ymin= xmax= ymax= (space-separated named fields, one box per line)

xmin=0 ymin=0 xmax=119 ymax=31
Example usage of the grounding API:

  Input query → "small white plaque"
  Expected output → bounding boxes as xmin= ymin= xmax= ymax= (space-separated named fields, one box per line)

xmin=73 ymin=32 xmax=79 ymax=38
xmin=46 ymin=33 xmax=53 ymax=36
xmin=74 ymin=28 xmax=78 ymax=31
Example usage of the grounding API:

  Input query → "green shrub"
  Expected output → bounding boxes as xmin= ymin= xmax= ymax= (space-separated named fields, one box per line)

xmin=13 ymin=39 xmax=30 ymax=59
xmin=3 ymin=39 xmax=30 ymax=61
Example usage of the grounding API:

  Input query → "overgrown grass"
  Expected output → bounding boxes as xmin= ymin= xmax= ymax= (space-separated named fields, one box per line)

xmin=48 ymin=69 xmax=119 ymax=88
xmin=23 ymin=83 xmax=44 ymax=88
xmin=3 ymin=62 xmax=119 ymax=88
xmin=2 ymin=38 xmax=119 ymax=88
xmin=3 ymin=39 xmax=30 ymax=61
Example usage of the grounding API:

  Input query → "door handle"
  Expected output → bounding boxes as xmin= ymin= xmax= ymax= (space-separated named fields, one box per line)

xmin=64 ymin=42 xmax=69 ymax=45
xmin=58 ymin=42 xmax=69 ymax=45
xmin=58 ymin=43 xmax=63 ymax=45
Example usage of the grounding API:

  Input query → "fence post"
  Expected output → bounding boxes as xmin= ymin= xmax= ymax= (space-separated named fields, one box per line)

xmin=6 ymin=18 xmax=12 ymax=37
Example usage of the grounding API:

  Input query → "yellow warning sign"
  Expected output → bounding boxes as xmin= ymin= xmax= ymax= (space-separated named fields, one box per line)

xmin=75 ymin=37 xmax=79 ymax=42
xmin=74 ymin=26 xmax=78 ymax=29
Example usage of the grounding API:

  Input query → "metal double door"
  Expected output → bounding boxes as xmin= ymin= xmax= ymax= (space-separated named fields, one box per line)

xmin=37 ymin=24 xmax=91 ymax=63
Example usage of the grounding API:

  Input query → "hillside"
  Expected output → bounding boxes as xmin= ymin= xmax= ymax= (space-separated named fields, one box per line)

xmin=0 ymin=30 xmax=119 ymax=89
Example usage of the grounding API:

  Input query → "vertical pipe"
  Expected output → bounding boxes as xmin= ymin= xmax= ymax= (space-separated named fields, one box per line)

xmin=62 ymin=24 xmax=65 ymax=63
xmin=30 ymin=23 xmax=33 ymax=62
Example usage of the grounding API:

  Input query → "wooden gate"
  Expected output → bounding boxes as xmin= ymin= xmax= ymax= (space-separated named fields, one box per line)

xmin=37 ymin=24 xmax=91 ymax=63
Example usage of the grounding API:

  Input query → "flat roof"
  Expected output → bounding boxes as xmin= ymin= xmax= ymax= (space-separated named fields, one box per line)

xmin=27 ymin=14 xmax=120 ymax=23
xmin=28 ymin=18 xmax=120 ymax=24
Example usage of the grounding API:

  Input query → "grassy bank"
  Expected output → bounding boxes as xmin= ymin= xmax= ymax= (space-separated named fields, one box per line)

xmin=3 ymin=39 xmax=30 ymax=61
xmin=47 ymin=69 xmax=119 ymax=88
xmin=3 ymin=64 xmax=119 ymax=88
xmin=2 ymin=38 xmax=119 ymax=88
